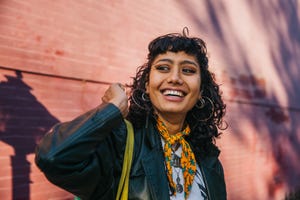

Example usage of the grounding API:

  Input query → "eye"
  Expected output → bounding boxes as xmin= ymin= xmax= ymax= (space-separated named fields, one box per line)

xmin=182 ymin=67 xmax=197 ymax=74
xmin=155 ymin=65 xmax=170 ymax=72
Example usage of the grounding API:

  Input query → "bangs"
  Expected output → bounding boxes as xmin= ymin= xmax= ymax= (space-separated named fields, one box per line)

xmin=149 ymin=35 xmax=198 ymax=54
xmin=147 ymin=33 xmax=208 ymax=67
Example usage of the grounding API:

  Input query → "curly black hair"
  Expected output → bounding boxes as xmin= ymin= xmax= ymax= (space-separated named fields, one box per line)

xmin=127 ymin=29 xmax=226 ymax=155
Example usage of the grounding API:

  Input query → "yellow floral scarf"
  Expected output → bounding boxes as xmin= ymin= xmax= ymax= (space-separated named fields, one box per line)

xmin=156 ymin=117 xmax=196 ymax=199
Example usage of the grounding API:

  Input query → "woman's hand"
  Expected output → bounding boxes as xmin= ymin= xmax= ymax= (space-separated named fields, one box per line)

xmin=101 ymin=83 xmax=128 ymax=117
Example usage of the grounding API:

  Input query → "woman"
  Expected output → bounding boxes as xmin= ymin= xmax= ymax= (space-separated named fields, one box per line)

xmin=35 ymin=29 xmax=227 ymax=200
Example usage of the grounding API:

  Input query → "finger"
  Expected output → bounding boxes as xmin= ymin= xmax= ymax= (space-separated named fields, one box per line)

xmin=101 ymin=96 xmax=108 ymax=103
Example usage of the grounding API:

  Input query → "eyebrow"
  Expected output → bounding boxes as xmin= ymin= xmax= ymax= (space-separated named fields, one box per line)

xmin=155 ymin=58 xmax=199 ymax=68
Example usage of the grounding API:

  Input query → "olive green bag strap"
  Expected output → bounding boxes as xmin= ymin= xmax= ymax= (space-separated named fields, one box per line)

xmin=115 ymin=119 xmax=134 ymax=200
xmin=74 ymin=120 xmax=134 ymax=200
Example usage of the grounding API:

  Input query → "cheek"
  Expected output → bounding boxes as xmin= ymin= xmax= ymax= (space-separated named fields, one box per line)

xmin=146 ymin=73 xmax=160 ymax=93
xmin=191 ymin=80 xmax=201 ymax=99
xmin=191 ymin=77 xmax=201 ymax=91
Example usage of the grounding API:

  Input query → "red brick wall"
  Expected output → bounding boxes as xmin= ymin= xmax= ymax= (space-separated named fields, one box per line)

xmin=0 ymin=0 xmax=299 ymax=199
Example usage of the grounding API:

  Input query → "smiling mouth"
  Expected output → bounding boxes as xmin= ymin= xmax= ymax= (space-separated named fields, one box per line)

xmin=162 ymin=89 xmax=186 ymax=97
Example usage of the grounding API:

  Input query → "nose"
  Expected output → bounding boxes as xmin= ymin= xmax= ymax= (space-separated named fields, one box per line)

xmin=167 ymin=69 xmax=183 ymax=85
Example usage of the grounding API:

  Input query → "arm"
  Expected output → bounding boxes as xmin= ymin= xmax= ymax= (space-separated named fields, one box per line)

xmin=35 ymin=83 xmax=129 ymax=199
xmin=35 ymin=103 xmax=125 ymax=198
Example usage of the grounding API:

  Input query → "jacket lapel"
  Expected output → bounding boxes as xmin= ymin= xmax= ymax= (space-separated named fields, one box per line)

xmin=142 ymin=122 xmax=170 ymax=200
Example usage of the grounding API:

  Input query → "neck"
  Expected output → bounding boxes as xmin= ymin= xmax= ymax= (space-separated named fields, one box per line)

xmin=156 ymin=113 xmax=186 ymax=135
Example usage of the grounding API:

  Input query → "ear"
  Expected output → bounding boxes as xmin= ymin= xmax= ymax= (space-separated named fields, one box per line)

xmin=199 ymin=90 xmax=203 ymax=99
xmin=145 ymin=82 xmax=149 ymax=94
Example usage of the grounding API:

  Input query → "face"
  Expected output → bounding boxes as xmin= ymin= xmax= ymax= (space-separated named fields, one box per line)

xmin=146 ymin=51 xmax=201 ymax=119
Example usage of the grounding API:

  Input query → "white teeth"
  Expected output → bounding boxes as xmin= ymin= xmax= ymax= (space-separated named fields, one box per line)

xmin=163 ymin=90 xmax=184 ymax=97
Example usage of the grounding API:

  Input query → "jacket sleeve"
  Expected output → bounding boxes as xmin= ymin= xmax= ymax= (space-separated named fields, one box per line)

xmin=35 ymin=103 xmax=126 ymax=199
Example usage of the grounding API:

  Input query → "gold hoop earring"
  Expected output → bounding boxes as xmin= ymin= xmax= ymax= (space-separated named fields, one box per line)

xmin=193 ymin=96 xmax=215 ymax=122
xmin=131 ymin=90 xmax=150 ymax=110
xmin=142 ymin=92 xmax=150 ymax=102
xmin=195 ymin=98 xmax=205 ymax=109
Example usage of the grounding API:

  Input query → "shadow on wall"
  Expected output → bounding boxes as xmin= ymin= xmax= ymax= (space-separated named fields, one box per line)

xmin=177 ymin=0 xmax=300 ymax=198
xmin=0 ymin=70 xmax=59 ymax=200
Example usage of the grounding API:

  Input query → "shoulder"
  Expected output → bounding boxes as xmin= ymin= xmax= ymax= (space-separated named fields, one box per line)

xmin=193 ymin=141 xmax=223 ymax=171
xmin=207 ymin=142 xmax=221 ymax=157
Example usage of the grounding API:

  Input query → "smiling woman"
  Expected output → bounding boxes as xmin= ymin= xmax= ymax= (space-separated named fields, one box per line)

xmin=35 ymin=28 xmax=227 ymax=200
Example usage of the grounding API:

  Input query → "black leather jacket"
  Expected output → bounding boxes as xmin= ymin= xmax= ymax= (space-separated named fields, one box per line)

xmin=35 ymin=103 xmax=226 ymax=200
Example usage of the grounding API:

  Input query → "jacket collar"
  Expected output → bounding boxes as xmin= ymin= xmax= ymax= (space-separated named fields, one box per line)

xmin=145 ymin=119 xmax=159 ymax=149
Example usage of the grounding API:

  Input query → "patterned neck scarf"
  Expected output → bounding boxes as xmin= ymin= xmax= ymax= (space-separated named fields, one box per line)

xmin=156 ymin=117 xmax=196 ymax=199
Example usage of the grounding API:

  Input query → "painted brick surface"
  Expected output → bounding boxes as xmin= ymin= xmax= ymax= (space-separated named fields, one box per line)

xmin=0 ymin=0 xmax=299 ymax=199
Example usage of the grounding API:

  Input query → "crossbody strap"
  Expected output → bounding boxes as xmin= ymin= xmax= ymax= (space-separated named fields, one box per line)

xmin=116 ymin=119 xmax=134 ymax=200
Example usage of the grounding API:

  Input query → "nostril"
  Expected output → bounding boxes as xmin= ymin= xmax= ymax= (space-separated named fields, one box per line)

xmin=167 ymin=74 xmax=183 ymax=84
xmin=167 ymin=78 xmax=183 ymax=85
